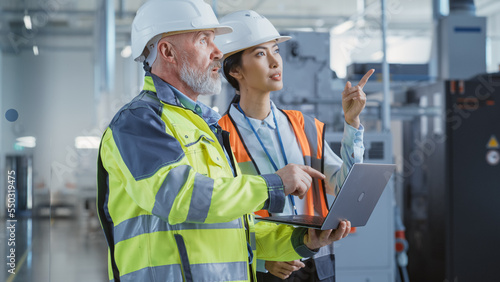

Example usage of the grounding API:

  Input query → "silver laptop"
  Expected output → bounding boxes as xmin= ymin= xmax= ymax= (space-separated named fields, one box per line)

xmin=258 ymin=163 xmax=396 ymax=230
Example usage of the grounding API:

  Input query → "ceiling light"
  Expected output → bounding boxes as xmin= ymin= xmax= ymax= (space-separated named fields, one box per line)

xmin=315 ymin=19 xmax=325 ymax=28
xmin=371 ymin=51 xmax=384 ymax=60
xmin=331 ymin=20 xmax=355 ymax=35
xmin=33 ymin=45 xmax=39 ymax=56
xmin=24 ymin=14 xmax=32 ymax=30
xmin=121 ymin=45 xmax=132 ymax=58
xmin=75 ymin=136 xmax=100 ymax=149
xmin=16 ymin=136 xmax=36 ymax=148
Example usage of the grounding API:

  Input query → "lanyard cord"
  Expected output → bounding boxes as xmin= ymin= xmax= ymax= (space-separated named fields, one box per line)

xmin=237 ymin=102 xmax=298 ymax=215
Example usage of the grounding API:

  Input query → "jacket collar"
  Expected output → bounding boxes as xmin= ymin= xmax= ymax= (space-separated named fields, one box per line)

xmin=228 ymin=100 xmax=279 ymax=131
xmin=142 ymin=72 xmax=221 ymax=125
xmin=143 ymin=72 xmax=180 ymax=106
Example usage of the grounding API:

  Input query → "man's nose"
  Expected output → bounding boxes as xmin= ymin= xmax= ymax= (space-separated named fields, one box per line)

xmin=211 ymin=43 xmax=223 ymax=61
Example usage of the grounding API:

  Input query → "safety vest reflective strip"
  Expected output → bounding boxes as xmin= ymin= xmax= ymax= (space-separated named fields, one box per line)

xmin=109 ymin=261 xmax=249 ymax=282
xmin=286 ymin=111 xmax=328 ymax=217
xmin=219 ymin=109 xmax=329 ymax=217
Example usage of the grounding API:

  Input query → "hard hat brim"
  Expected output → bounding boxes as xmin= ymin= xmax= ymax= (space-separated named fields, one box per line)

xmin=162 ymin=25 xmax=233 ymax=37
xmin=222 ymin=35 xmax=291 ymax=58
xmin=213 ymin=26 xmax=233 ymax=36
xmin=133 ymin=25 xmax=233 ymax=62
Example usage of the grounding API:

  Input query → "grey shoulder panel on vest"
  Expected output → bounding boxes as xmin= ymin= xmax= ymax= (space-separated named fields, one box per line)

xmin=109 ymin=92 xmax=185 ymax=181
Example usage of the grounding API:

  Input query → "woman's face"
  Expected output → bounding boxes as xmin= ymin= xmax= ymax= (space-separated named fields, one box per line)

xmin=231 ymin=40 xmax=283 ymax=94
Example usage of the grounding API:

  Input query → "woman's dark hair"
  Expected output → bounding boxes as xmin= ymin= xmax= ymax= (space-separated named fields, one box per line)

xmin=222 ymin=50 xmax=244 ymax=114
xmin=225 ymin=94 xmax=241 ymax=114
xmin=222 ymin=50 xmax=244 ymax=91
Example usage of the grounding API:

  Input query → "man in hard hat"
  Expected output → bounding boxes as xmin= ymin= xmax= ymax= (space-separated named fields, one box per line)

xmin=97 ymin=0 xmax=350 ymax=281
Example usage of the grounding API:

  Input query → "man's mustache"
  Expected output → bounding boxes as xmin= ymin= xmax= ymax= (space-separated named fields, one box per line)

xmin=210 ymin=61 xmax=222 ymax=70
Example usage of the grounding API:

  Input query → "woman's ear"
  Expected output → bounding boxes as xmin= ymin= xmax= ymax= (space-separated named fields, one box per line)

xmin=229 ymin=66 xmax=242 ymax=80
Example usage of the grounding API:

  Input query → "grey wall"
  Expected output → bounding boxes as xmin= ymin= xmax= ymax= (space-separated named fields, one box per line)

xmin=0 ymin=48 xmax=143 ymax=212
xmin=1 ymin=49 xmax=94 ymax=210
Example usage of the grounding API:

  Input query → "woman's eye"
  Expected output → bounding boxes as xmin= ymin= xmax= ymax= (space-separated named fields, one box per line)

xmin=274 ymin=48 xmax=280 ymax=54
xmin=256 ymin=52 xmax=265 ymax=56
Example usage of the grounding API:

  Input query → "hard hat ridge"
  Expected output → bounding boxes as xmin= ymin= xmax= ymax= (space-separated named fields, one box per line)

xmin=215 ymin=10 xmax=291 ymax=57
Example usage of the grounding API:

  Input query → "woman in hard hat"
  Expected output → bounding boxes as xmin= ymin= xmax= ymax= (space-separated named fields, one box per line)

xmin=217 ymin=10 xmax=374 ymax=282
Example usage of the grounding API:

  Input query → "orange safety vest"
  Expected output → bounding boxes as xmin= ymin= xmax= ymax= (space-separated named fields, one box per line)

xmin=220 ymin=108 xmax=329 ymax=217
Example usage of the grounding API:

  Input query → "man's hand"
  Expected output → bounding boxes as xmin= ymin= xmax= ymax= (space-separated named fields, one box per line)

xmin=342 ymin=69 xmax=374 ymax=129
xmin=276 ymin=164 xmax=325 ymax=199
xmin=265 ymin=260 xmax=305 ymax=280
xmin=304 ymin=220 xmax=351 ymax=250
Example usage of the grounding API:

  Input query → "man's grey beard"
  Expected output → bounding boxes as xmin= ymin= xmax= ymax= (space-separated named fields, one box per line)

xmin=180 ymin=58 xmax=222 ymax=96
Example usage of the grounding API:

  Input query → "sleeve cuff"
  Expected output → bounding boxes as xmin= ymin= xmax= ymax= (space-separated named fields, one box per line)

xmin=342 ymin=121 xmax=365 ymax=162
xmin=342 ymin=121 xmax=364 ymax=145
xmin=256 ymin=259 xmax=268 ymax=273
xmin=260 ymin=173 xmax=285 ymax=213
xmin=291 ymin=227 xmax=318 ymax=258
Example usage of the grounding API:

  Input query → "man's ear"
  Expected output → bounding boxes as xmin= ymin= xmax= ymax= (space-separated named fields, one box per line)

xmin=157 ymin=39 xmax=176 ymax=64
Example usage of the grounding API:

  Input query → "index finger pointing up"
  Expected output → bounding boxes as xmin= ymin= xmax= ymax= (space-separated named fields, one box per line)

xmin=357 ymin=69 xmax=375 ymax=89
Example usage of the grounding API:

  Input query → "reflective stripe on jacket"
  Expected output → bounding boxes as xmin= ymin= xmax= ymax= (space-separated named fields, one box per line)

xmin=97 ymin=73 xmax=303 ymax=282
xmin=219 ymin=109 xmax=329 ymax=217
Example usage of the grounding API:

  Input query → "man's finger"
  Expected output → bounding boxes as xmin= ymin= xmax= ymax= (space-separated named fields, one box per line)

xmin=287 ymin=260 xmax=305 ymax=268
xmin=290 ymin=180 xmax=308 ymax=198
xmin=298 ymin=171 xmax=312 ymax=189
xmin=291 ymin=187 xmax=307 ymax=198
xmin=280 ymin=273 xmax=290 ymax=279
xmin=299 ymin=165 xmax=325 ymax=179
xmin=281 ymin=263 xmax=296 ymax=272
xmin=333 ymin=221 xmax=347 ymax=240
xmin=343 ymin=221 xmax=351 ymax=238
xmin=297 ymin=167 xmax=313 ymax=184
xmin=320 ymin=229 xmax=333 ymax=242
xmin=357 ymin=69 xmax=375 ymax=89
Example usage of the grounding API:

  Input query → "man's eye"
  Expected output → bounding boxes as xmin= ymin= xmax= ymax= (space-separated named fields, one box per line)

xmin=274 ymin=48 xmax=280 ymax=54
xmin=200 ymin=38 xmax=207 ymax=44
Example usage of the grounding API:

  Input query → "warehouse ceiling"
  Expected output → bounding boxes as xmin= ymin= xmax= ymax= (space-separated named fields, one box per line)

xmin=0 ymin=0 xmax=498 ymax=55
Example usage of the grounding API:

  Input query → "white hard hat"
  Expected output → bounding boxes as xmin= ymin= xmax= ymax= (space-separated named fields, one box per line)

xmin=215 ymin=10 xmax=291 ymax=57
xmin=131 ymin=0 xmax=233 ymax=63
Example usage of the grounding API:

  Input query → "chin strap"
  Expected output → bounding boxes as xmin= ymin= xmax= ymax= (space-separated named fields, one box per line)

xmin=143 ymin=61 xmax=152 ymax=72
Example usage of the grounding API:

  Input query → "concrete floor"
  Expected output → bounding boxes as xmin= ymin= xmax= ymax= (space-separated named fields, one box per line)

xmin=1 ymin=215 xmax=108 ymax=282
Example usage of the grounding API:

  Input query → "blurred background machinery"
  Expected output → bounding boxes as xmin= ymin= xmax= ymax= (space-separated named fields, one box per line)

xmin=402 ymin=74 xmax=500 ymax=281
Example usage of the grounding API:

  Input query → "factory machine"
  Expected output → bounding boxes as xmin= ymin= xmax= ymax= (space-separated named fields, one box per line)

xmin=402 ymin=75 xmax=500 ymax=281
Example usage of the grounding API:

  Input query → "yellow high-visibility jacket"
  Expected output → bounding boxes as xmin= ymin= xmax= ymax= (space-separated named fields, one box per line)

xmin=97 ymin=73 xmax=315 ymax=282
